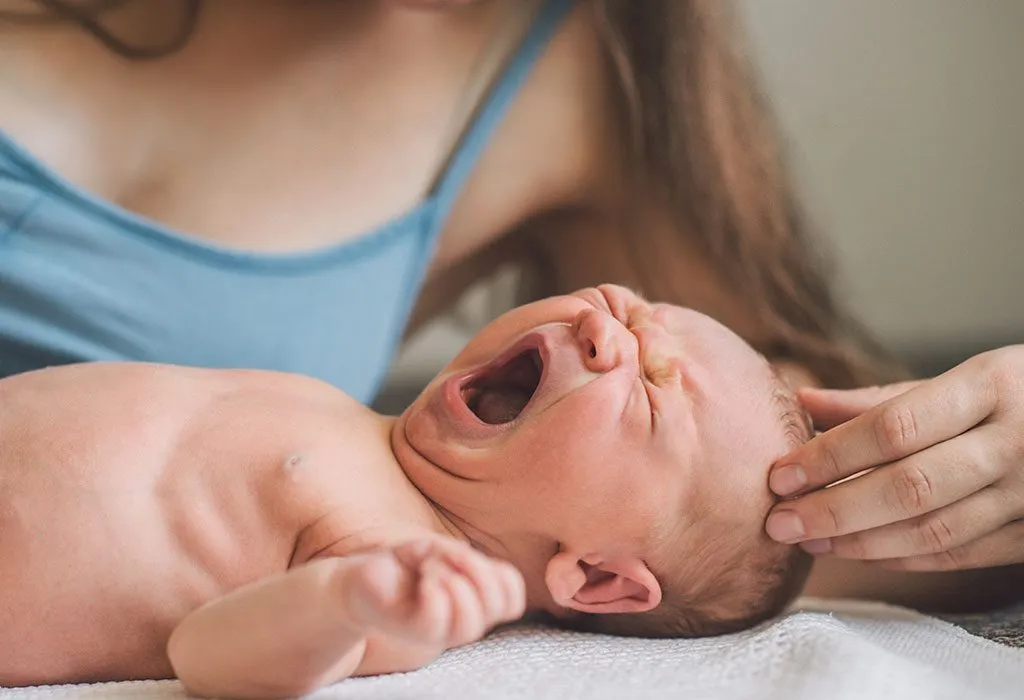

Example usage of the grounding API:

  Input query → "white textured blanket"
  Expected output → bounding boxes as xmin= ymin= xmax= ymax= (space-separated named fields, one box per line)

xmin=3 ymin=599 xmax=1022 ymax=700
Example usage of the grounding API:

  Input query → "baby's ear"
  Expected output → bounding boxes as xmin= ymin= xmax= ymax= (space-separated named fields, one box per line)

xmin=544 ymin=550 xmax=662 ymax=615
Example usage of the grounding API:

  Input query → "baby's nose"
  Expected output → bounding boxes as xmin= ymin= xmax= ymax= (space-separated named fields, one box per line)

xmin=572 ymin=308 xmax=635 ymax=374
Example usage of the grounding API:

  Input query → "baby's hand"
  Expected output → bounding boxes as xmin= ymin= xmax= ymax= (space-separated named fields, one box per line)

xmin=340 ymin=537 xmax=526 ymax=650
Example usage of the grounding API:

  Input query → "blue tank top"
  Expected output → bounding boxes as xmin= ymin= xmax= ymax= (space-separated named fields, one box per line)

xmin=0 ymin=0 xmax=572 ymax=403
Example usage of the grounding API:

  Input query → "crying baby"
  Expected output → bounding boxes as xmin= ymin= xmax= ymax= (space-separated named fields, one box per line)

xmin=0 ymin=285 xmax=812 ymax=698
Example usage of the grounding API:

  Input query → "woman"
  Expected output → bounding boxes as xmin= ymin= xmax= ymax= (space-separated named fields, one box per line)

xmin=0 ymin=0 xmax=883 ymax=392
xmin=0 ymin=1 xmax=1017 ymax=611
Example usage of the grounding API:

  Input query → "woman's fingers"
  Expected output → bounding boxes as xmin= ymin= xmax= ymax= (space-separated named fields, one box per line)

xmin=875 ymin=519 xmax=1024 ymax=571
xmin=766 ymin=428 xmax=1002 ymax=544
xmin=798 ymin=381 xmax=922 ymax=431
xmin=809 ymin=486 xmax=1016 ymax=560
xmin=770 ymin=365 xmax=996 ymax=497
xmin=766 ymin=346 xmax=1024 ymax=571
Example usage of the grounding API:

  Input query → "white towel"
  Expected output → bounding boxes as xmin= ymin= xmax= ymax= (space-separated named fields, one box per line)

xmin=3 ymin=599 xmax=1022 ymax=700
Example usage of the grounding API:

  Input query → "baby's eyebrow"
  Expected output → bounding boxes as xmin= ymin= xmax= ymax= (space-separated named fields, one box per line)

xmin=768 ymin=367 xmax=812 ymax=447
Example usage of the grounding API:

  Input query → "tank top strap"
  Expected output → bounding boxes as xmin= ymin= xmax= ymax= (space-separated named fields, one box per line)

xmin=428 ymin=0 xmax=575 ymax=221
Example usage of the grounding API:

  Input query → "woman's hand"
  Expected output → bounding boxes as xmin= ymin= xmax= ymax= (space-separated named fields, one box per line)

xmin=765 ymin=346 xmax=1024 ymax=572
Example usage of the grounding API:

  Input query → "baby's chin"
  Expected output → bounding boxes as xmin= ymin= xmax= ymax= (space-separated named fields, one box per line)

xmin=388 ymin=391 xmax=438 ymax=474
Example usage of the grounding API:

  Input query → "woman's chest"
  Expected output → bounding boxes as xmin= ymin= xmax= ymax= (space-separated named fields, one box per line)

xmin=0 ymin=1 xmax=614 ymax=268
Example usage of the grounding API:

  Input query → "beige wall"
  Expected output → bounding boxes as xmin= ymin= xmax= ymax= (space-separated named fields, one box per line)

xmin=382 ymin=0 xmax=1024 ymax=394
xmin=739 ymin=0 xmax=1024 ymax=354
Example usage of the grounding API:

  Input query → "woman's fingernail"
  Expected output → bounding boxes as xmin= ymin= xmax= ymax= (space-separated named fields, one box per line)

xmin=800 ymin=539 xmax=832 ymax=555
xmin=766 ymin=511 xmax=805 ymax=543
xmin=770 ymin=465 xmax=807 ymax=496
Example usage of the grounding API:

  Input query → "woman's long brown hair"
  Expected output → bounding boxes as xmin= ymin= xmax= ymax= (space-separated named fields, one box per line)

xmin=594 ymin=0 xmax=900 ymax=387
xmin=0 ymin=0 xmax=200 ymax=58
xmin=5 ymin=0 xmax=903 ymax=387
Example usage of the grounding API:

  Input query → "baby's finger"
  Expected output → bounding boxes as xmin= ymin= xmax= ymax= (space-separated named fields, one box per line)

xmin=767 ymin=428 xmax=1002 ymax=544
xmin=436 ymin=563 xmax=486 ymax=646
xmin=809 ymin=487 xmax=1014 ymax=560
xmin=875 ymin=519 xmax=1024 ymax=571
xmin=409 ymin=559 xmax=452 ymax=645
xmin=433 ymin=545 xmax=507 ymax=623
xmin=499 ymin=561 xmax=527 ymax=622
xmin=771 ymin=365 xmax=995 ymax=497
xmin=341 ymin=554 xmax=412 ymax=630
xmin=489 ymin=560 xmax=524 ymax=623
xmin=393 ymin=539 xmax=435 ymax=569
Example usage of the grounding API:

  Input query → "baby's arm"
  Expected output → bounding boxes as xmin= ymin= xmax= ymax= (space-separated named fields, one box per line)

xmin=167 ymin=537 xmax=525 ymax=699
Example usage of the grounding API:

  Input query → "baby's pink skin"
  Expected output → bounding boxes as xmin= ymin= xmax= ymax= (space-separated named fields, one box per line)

xmin=0 ymin=285 xmax=792 ymax=694
xmin=0 ymin=364 xmax=472 ymax=689
xmin=394 ymin=284 xmax=795 ymax=618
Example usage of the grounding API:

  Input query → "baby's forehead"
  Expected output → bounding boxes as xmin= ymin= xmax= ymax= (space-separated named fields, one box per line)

xmin=691 ymin=373 xmax=798 ymax=492
xmin=645 ymin=303 xmax=747 ymax=347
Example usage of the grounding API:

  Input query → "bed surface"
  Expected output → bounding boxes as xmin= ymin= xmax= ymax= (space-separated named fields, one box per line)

xmin=3 ymin=599 xmax=1021 ymax=700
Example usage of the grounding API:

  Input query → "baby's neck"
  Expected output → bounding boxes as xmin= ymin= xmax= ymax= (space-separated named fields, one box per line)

xmin=377 ymin=414 xmax=472 ymax=547
xmin=356 ymin=415 xmax=468 ymax=552
xmin=384 ymin=413 xmax=561 ymax=616
xmin=285 ymin=405 xmax=468 ymax=565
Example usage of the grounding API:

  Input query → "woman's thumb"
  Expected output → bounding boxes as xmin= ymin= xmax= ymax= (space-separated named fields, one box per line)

xmin=797 ymin=381 xmax=922 ymax=431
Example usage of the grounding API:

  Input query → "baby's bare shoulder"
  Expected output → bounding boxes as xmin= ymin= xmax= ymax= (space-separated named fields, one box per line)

xmin=0 ymin=361 xmax=425 ymax=561
xmin=0 ymin=362 xmax=229 ymax=411
xmin=280 ymin=421 xmax=438 ymax=568
xmin=197 ymin=370 xmax=435 ymax=565
xmin=0 ymin=362 xmax=359 ymax=423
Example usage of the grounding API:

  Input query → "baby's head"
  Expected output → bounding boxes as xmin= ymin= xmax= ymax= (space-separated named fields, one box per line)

xmin=393 ymin=285 xmax=812 ymax=638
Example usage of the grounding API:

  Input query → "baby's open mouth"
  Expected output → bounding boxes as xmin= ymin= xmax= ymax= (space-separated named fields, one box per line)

xmin=460 ymin=347 xmax=544 ymax=425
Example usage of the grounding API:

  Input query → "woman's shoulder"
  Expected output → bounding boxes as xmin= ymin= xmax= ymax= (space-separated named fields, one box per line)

xmin=431 ymin=2 xmax=628 ymax=270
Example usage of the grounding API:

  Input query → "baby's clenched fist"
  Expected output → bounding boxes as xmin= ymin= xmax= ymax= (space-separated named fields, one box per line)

xmin=338 ymin=537 xmax=525 ymax=650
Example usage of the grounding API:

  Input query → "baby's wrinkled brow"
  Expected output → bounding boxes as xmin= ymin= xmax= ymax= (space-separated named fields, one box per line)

xmin=574 ymin=287 xmax=611 ymax=313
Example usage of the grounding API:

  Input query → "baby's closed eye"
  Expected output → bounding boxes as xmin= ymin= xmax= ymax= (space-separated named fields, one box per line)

xmin=631 ymin=326 xmax=682 ymax=388
xmin=642 ymin=359 xmax=683 ymax=389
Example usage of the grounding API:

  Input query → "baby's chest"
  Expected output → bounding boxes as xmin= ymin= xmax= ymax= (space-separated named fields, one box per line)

xmin=283 ymin=460 xmax=439 ymax=565
xmin=0 ymin=476 xmax=291 ymax=683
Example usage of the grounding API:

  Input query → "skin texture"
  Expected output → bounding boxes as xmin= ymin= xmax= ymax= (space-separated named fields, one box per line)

xmin=4 ymin=0 xmax=1016 ymax=656
xmin=0 ymin=363 xmax=452 ymax=689
xmin=767 ymin=347 xmax=1024 ymax=580
xmin=0 ymin=361 xmax=522 ymax=695
xmin=393 ymin=284 xmax=796 ymax=617
xmin=0 ymin=286 xmax=795 ymax=696
xmin=0 ymin=0 xmax=620 ymax=311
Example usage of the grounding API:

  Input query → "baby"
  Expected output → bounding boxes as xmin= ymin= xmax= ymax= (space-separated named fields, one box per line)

xmin=0 ymin=285 xmax=811 ymax=698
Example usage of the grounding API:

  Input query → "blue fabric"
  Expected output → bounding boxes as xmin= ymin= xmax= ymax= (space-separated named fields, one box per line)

xmin=0 ymin=0 xmax=572 ymax=404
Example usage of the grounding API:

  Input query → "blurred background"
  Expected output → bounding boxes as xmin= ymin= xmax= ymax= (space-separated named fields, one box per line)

xmin=376 ymin=0 xmax=1024 ymax=411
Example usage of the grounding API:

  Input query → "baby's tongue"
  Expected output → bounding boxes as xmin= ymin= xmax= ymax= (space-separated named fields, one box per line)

xmin=474 ymin=386 xmax=532 ymax=424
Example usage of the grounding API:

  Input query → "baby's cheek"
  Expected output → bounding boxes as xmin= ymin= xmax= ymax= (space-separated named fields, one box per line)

xmin=520 ymin=417 xmax=610 ymax=473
